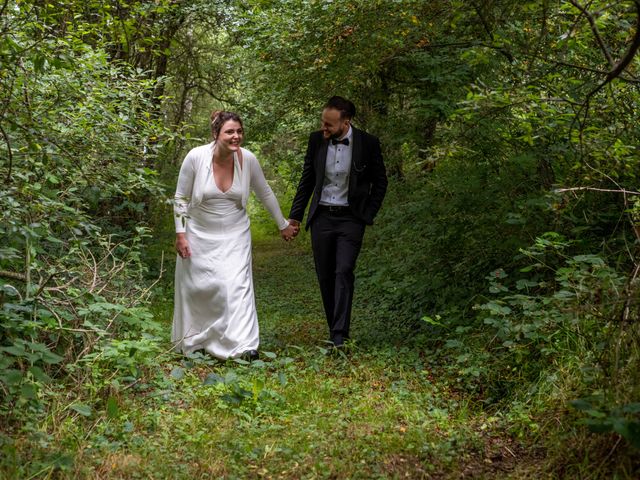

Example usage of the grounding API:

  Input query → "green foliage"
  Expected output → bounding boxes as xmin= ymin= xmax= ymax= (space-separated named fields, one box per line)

xmin=572 ymin=398 xmax=640 ymax=449
xmin=0 ymin=0 xmax=175 ymax=431
xmin=473 ymin=236 xmax=628 ymax=393
xmin=359 ymin=154 xmax=554 ymax=327
xmin=2 ymin=0 xmax=640 ymax=477
xmin=232 ymin=1 xmax=640 ymax=467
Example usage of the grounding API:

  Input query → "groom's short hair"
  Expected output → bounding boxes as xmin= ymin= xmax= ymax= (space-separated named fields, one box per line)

xmin=325 ymin=96 xmax=356 ymax=120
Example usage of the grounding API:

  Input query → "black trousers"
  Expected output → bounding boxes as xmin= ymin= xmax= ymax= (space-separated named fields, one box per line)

xmin=310 ymin=208 xmax=366 ymax=345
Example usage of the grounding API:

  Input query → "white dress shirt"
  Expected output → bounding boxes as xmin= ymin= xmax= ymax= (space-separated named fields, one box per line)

xmin=320 ymin=126 xmax=352 ymax=206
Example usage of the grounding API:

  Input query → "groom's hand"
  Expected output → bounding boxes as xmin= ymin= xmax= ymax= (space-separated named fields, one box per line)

xmin=280 ymin=221 xmax=299 ymax=242
xmin=288 ymin=219 xmax=300 ymax=238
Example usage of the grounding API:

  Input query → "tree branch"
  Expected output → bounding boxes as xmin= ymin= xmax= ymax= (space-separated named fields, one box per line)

xmin=412 ymin=40 xmax=640 ymax=85
xmin=586 ymin=0 xmax=640 ymax=97
xmin=554 ymin=187 xmax=640 ymax=196
xmin=0 ymin=270 xmax=26 ymax=281
xmin=470 ymin=1 xmax=515 ymax=63
xmin=569 ymin=0 xmax=615 ymax=67
xmin=0 ymin=122 xmax=12 ymax=184
xmin=604 ymin=1 xmax=640 ymax=81
xmin=0 ymin=0 xmax=9 ymax=23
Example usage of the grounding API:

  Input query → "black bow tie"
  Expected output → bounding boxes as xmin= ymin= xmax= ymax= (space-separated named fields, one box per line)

xmin=331 ymin=138 xmax=349 ymax=146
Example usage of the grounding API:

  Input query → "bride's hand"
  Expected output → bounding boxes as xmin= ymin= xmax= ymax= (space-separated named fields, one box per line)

xmin=280 ymin=222 xmax=299 ymax=242
xmin=176 ymin=233 xmax=192 ymax=258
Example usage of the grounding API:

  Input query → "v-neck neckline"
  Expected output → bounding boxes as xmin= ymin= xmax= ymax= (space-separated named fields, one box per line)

xmin=212 ymin=153 xmax=240 ymax=194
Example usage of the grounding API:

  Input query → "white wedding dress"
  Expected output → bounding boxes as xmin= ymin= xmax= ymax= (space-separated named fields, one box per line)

xmin=172 ymin=144 xmax=288 ymax=359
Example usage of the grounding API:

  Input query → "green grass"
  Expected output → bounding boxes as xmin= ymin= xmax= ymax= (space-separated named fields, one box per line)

xmin=1 ymin=232 xmax=637 ymax=479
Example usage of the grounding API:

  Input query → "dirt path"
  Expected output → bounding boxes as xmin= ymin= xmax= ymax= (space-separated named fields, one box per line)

xmin=247 ymin=235 xmax=532 ymax=479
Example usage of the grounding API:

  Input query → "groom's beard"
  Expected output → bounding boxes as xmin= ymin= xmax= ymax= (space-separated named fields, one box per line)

xmin=323 ymin=131 xmax=336 ymax=140
xmin=326 ymin=126 xmax=347 ymax=141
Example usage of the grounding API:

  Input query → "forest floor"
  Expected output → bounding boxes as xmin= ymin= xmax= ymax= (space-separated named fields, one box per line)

xmin=3 ymin=234 xmax=586 ymax=479
xmin=80 ymin=234 xmax=547 ymax=479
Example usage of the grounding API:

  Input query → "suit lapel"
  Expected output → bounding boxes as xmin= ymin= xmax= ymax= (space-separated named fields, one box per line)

xmin=316 ymin=138 xmax=329 ymax=189
xmin=349 ymin=127 xmax=362 ymax=191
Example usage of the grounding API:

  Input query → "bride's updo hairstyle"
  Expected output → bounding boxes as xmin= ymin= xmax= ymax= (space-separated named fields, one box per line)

xmin=210 ymin=110 xmax=243 ymax=140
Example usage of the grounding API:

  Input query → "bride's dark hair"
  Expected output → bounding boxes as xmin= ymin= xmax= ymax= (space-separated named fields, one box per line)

xmin=210 ymin=110 xmax=243 ymax=139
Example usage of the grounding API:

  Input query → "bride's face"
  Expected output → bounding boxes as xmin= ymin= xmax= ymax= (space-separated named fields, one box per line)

xmin=217 ymin=120 xmax=244 ymax=152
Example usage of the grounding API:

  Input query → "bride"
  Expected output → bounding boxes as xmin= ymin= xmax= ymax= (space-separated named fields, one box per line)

xmin=172 ymin=110 xmax=298 ymax=360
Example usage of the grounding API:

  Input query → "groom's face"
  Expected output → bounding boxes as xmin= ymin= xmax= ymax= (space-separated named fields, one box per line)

xmin=321 ymin=108 xmax=350 ymax=140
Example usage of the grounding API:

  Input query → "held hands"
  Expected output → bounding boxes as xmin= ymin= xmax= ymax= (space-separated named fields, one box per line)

xmin=176 ymin=233 xmax=191 ymax=258
xmin=280 ymin=220 xmax=300 ymax=242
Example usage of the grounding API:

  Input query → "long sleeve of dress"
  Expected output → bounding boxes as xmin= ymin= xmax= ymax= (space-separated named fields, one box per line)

xmin=174 ymin=153 xmax=196 ymax=233
xmin=248 ymin=157 xmax=289 ymax=231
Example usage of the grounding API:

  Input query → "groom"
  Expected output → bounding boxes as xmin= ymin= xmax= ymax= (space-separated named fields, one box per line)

xmin=288 ymin=96 xmax=388 ymax=348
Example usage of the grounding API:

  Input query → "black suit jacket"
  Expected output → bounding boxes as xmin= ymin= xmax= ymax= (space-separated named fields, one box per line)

xmin=289 ymin=127 xmax=388 ymax=229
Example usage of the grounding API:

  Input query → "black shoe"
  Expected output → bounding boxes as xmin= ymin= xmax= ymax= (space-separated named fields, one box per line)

xmin=325 ymin=343 xmax=348 ymax=357
xmin=241 ymin=349 xmax=259 ymax=362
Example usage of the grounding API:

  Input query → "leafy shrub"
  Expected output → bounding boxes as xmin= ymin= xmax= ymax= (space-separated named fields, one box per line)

xmin=0 ymin=11 xmax=172 ymax=428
